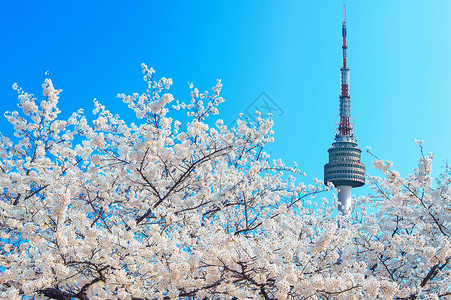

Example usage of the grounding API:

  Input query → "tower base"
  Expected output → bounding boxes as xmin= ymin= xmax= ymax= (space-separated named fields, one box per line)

xmin=337 ymin=185 xmax=352 ymax=216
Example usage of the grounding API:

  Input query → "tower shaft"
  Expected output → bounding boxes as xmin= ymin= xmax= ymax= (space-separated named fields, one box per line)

xmin=337 ymin=185 xmax=352 ymax=216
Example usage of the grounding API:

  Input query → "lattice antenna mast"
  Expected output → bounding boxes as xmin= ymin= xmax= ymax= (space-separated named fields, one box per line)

xmin=337 ymin=4 xmax=353 ymax=139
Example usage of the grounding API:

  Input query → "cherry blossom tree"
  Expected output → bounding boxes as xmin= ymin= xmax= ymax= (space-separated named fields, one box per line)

xmin=351 ymin=146 xmax=451 ymax=299
xmin=0 ymin=65 xmax=449 ymax=299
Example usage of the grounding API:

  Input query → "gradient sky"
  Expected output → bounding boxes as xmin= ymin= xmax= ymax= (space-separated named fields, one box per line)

xmin=1 ymin=1 xmax=451 ymax=198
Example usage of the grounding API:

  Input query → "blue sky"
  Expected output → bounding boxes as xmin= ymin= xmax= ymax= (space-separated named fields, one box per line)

xmin=1 ymin=1 xmax=451 ymax=197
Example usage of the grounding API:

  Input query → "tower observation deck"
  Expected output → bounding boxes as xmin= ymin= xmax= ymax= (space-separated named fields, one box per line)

xmin=324 ymin=5 xmax=365 ymax=215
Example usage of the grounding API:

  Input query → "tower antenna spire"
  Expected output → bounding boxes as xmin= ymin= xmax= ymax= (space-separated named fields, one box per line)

xmin=343 ymin=4 xmax=346 ymax=23
xmin=339 ymin=3 xmax=349 ymax=135
xmin=324 ymin=6 xmax=365 ymax=216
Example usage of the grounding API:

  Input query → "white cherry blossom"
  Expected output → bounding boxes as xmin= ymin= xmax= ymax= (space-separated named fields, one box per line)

xmin=0 ymin=67 xmax=449 ymax=299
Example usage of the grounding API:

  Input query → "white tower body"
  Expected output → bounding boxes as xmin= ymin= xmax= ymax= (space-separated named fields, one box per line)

xmin=337 ymin=185 xmax=352 ymax=216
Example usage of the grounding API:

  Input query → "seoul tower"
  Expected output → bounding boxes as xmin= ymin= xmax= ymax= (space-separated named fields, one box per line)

xmin=324 ymin=4 xmax=365 ymax=215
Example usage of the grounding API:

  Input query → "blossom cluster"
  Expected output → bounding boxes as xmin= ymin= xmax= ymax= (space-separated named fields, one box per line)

xmin=0 ymin=67 xmax=448 ymax=299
